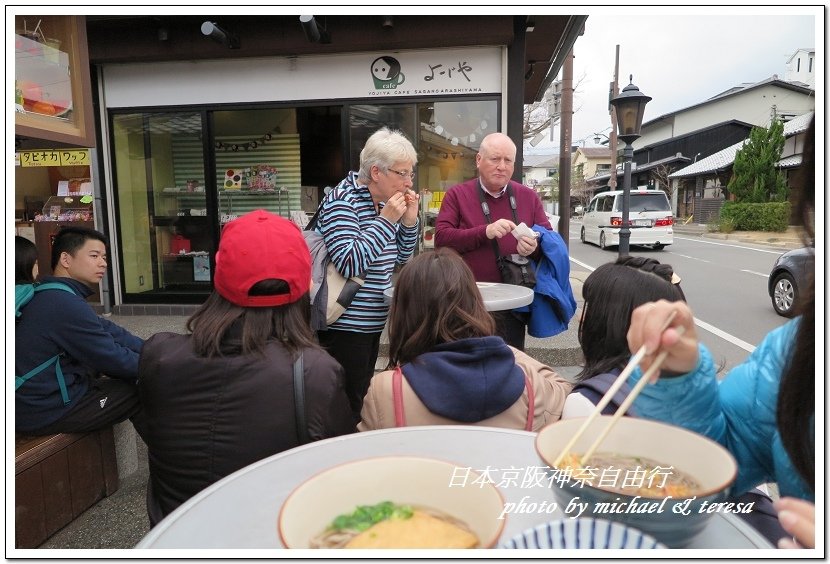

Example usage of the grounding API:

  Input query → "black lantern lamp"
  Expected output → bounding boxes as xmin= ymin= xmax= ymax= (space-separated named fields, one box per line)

xmin=609 ymin=75 xmax=651 ymax=257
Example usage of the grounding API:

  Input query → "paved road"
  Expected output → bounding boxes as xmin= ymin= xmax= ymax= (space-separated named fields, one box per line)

xmin=566 ymin=222 xmax=789 ymax=372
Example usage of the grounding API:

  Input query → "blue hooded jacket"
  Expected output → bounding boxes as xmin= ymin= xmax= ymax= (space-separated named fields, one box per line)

xmin=515 ymin=225 xmax=576 ymax=337
xmin=15 ymin=276 xmax=144 ymax=432
xmin=401 ymin=336 xmax=525 ymax=422
xmin=629 ymin=319 xmax=813 ymax=501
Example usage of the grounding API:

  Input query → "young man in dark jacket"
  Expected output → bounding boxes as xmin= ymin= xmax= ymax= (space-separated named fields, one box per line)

xmin=15 ymin=227 xmax=145 ymax=435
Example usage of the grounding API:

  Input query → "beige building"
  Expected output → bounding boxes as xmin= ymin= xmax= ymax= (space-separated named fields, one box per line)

xmin=522 ymin=154 xmax=558 ymax=187
xmin=571 ymin=146 xmax=612 ymax=180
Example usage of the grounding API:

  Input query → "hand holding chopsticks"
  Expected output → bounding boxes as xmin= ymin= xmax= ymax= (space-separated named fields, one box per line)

xmin=551 ymin=310 xmax=685 ymax=469
xmin=578 ymin=324 xmax=687 ymax=466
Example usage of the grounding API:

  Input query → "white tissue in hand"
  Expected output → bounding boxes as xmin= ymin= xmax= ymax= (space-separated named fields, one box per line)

xmin=511 ymin=222 xmax=538 ymax=240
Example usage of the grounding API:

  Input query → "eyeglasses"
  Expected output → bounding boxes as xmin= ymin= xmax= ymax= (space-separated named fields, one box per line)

xmin=387 ymin=168 xmax=415 ymax=180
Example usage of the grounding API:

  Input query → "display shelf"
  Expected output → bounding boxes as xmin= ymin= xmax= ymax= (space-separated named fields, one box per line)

xmin=152 ymin=216 xmax=209 ymax=227
xmin=162 ymin=252 xmax=209 ymax=258
xmin=217 ymin=189 xmax=287 ymax=195
xmin=159 ymin=190 xmax=208 ymax=197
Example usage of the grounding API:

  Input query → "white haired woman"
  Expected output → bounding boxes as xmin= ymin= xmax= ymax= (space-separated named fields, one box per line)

xmin=314 ymin=127 xmax=420 ymax=421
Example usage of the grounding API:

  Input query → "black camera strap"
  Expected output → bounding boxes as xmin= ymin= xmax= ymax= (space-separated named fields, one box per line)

xmin=477 ymin=180 xmax=520 ymax=262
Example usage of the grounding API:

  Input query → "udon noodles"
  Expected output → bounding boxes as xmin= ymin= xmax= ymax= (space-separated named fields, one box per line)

xmin=310 ymin=501 xmax=479 ymax=548
xmin=558 ymin=452 xmax=701 ymax=497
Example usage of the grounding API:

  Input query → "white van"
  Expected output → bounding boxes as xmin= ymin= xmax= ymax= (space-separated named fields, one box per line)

xmin=580 ymin=190 xmax=673 ymax=250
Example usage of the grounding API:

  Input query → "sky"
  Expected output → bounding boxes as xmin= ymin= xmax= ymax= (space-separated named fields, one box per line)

xmin=525 ymin=6 xmax=820 ymax=155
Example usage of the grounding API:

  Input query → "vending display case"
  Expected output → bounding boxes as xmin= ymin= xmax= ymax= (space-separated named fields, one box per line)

xmin=14 ymin=15 xmax=95 ymax=146
xmin=38 ymin=194 xmax=94 ymax=222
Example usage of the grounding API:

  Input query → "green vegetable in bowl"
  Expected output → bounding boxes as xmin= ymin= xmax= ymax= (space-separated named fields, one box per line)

xmin=329 ymin=501 xmax=414 ymax=532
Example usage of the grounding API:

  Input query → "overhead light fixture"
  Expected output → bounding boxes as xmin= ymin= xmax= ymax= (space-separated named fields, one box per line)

xmin=381 ymin=15 xmax=394 ymax=28
xmin=201 ymin=21 xmax=239 ymax=49
xmin=299 ymin=15 xmax=330 ymax=44
xmin=526 ymin=17 xmax=535 ymax=32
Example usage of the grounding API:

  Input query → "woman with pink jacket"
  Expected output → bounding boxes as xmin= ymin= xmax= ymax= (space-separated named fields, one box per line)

xmin=358 ymin=247 xmax=572 ymax=432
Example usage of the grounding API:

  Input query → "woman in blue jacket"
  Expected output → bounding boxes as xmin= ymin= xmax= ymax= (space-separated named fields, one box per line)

xmin=626 ymin=118 xmax=815 ymax=549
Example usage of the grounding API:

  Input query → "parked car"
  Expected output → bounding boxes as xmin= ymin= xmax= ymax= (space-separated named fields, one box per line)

xmin=580 ymin=190 xmax=673 ymax=250
xmin=768 ymin=246 xmax=813 ymax=317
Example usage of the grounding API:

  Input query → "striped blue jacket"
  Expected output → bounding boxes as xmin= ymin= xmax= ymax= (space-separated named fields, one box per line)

xmin=316 ymin=172 xmax=419 ymax=333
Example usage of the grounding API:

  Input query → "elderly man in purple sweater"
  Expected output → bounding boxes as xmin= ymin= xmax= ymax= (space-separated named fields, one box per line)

xmin=434 ymin=132 xmax=551 ymax=350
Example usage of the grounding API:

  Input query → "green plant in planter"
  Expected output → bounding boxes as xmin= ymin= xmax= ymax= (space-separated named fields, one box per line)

xmin=718 ymin=217 xmax=736 ymax=233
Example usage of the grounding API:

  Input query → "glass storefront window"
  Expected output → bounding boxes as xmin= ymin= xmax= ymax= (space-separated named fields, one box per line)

xmin=112 ymin=107 xmax=315 ymax=302
xmin=112 ymin=112 xmax=212 ymax=300
xmin=417 ymin=100 xmax=498 ymax=248
xmin=108 ymin=100 xmax=497 ymax=302
xmin=349 ymin=104 xmax=417 ymax=170
xmin=212 ymin=108 xmax=302 ymax=226
xmin=418 ymin=99 xmax=497 ymax=195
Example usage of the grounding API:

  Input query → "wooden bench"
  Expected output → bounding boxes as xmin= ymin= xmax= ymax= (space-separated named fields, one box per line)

xmin=15 ymin=428 xmax=119 ymax=548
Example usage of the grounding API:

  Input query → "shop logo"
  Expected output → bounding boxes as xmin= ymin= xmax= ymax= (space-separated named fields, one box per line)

xmin=370 ymin=56 xmax=405 ymax=89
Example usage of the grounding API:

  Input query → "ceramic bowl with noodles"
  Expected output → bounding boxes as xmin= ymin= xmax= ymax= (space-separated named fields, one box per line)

xmin=535 ymin=416 xmax=737 ymax=548
xmin=278 ymin=456 xmax=505 ymax=549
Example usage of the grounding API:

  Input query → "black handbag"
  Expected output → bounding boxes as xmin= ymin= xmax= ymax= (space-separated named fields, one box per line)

xmin=497 ymin=253 xmax=537 ymax=288
xmin=478 ymin=182 xmax=537 ymax=289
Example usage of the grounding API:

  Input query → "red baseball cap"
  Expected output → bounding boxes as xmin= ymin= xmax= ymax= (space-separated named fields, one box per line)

xmin=214 ymin=209 xmax=311 ymax=307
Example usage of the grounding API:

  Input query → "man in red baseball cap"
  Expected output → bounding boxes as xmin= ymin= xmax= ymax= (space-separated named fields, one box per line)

xmin=137 ymin=209 xmax=354 ymax=526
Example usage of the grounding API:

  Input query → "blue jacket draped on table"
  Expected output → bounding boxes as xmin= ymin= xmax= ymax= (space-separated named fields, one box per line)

xmin=514 ymin=225 xmax=576 ymax=338
xmin=629 ymin=318 xmax=813 ymax=501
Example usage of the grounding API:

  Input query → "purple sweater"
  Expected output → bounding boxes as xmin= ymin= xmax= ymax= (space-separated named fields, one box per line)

xmin=434 ymin=178 xmax=552 ymax=282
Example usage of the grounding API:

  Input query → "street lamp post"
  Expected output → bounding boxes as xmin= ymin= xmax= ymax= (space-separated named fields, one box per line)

xmin=609 ymin=75 xmax=651 ymax=257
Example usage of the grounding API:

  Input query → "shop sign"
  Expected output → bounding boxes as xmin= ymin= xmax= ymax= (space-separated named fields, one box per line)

xmin=18 ymin=149 xmax=90 ymax=167
xmin=103 ymin=47 xmax=502 ymax=107
xmin=366 ymin=52 xmax=495 ymax=98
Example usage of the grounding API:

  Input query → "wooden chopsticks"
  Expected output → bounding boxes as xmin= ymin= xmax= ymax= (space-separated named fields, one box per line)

xmin=551 ymin=311 xmax=681 ymax=469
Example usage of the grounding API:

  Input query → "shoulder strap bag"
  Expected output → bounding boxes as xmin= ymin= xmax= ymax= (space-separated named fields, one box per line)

xmin=292 ymin=352 xmax=310 ymax=445
xmin=305 ymin=198 xmax=367 ymax=328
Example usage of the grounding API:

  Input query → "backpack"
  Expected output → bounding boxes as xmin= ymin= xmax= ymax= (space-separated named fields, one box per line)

xmin=15 ymin=282 xmax=76 ymax=405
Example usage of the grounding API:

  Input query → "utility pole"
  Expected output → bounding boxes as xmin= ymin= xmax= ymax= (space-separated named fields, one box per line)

xmin=609 ymin=45 xmax=619 ymax=190
xmin=558 ymin=49 xmax=574 ymax=246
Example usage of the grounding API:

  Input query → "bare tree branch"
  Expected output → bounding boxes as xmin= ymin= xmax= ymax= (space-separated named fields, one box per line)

xmin=650 ymin=163 xmax=677 ymax=201
xmin=522 ymin=72 xmax=587 ymax=140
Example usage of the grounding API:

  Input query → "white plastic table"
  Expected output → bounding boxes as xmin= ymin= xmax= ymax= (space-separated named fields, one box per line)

xmin=384 ymin=282 xmax=533 ymax=312
xmin=135 ymin=426 xmax=774 ymax=551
